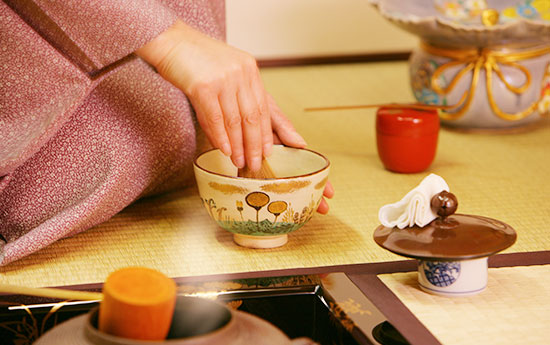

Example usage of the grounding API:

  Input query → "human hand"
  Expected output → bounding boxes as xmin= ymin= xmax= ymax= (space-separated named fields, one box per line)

xmin=137 ymin=20 xmax=305 ymax=172
xmin=137 ymin=20 xmax=331 ymax=212
xmin=265 ymin=94 xmax=333 ymax=214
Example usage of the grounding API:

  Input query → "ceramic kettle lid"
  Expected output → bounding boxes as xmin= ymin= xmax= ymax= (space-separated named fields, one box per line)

xmin=34 ymin=296 xmax=301 ymax=345
xmin=373 ymin=192 xmax=517 ymax=260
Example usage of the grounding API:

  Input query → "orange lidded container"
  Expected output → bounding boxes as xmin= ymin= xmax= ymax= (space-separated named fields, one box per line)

xmin=376 ymin=107 xmax=440 ymax=173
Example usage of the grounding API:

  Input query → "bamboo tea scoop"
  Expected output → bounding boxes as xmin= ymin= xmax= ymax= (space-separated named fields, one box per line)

xmin=238 ymin=157 xmax=276 ymax=179
xmin=0 ymin=283 xmax=103 ymax=301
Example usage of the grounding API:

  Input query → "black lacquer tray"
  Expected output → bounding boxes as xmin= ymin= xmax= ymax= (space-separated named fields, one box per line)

xmin=0 ymin=274 xmax=402 ymax=345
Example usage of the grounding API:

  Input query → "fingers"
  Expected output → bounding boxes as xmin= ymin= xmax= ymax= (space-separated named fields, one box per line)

xmin=267 ymin=94 xmax=307 ymax=148
xmin=272 ymin=132 xmax=282 ymax=145
xmin=251 ymin=76 xmax=273 ymax=157
xmin=238 ymin=66 xmax=272 ymax=171
xmin=219 ymin=88 xmax=245 ymax=168
xmin=192 ymin=89 xmax=232 ymax=157
xmin=192 ymin=70 xmax=272 ymax=171
xmin=316 ymin=181 xmax=334 ymax=214
xmin=323 ymin=181 xmax=335 ymax=199
xmin=317 ymin=198 xmax=330 ymax=214
xmin=237 ymin=88 xmax=263 ymax=172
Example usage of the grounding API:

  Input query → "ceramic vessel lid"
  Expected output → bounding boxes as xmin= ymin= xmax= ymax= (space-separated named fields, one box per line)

xmin=376 ymin=107 xmax=439 ymax=136
xmin=35 ymin=297 xmax=297 ymax=345
xmin=373 ymin=191 xmax=517 ymax=260
xmin=370 ymin=0 xmax=550 ymax=47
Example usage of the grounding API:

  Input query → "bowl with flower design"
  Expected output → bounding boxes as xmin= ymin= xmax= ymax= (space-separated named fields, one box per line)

xmin=193 ymin=145 xmax=330 ymax=248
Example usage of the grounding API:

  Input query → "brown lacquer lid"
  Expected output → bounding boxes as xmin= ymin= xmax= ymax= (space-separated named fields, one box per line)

xmin=373 ymin=192 xmax=517 ymax=260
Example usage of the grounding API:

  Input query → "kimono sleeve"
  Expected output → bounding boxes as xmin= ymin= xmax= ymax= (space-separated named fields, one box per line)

xmin=3 ymin=0 xmax=178 ymax=75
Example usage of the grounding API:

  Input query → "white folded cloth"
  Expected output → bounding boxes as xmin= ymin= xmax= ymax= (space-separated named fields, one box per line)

xmin=379 ymin=174 xmax=449 ymax=229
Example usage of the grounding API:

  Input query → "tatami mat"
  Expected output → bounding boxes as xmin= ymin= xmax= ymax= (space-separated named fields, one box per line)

xmin=378 ymin=265 xmax=550 ymax=345
xmin=1 ymin=61 xmax=549 ymax=287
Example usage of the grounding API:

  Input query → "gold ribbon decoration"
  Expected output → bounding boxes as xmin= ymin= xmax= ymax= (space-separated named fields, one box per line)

xmin=421 ymin=42 xmax=550 ymax=121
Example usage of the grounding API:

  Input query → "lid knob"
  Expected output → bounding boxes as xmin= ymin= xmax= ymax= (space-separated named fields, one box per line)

xmin=431 ymin=191 xmax=458 ymax=218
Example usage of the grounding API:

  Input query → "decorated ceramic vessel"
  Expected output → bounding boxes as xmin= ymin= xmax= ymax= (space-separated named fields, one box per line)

xmin=374 ymin=175 xmax=516 ymax=296
xmin=35 ymin=296 xmax=313 ymax=345
xmin=194 ymin=145 xmax=330 ymax=249
xmin=370 ymin=0 xmax=550 ymax=130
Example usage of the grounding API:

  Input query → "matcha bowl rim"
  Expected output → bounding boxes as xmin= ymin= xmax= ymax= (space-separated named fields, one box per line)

xmin=193 ymin=145 xmax=331 ymax=249
xmin=193 ymin=145 xmax=330 ymax=181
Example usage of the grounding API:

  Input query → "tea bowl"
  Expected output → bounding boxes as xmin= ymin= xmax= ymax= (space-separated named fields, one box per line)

xmin=193 ymin=145 xmax=330 ymax=248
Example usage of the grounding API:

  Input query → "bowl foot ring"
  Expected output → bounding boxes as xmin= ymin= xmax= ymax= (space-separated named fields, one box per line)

xmin=233 ymin=234 xmax=288 ymax=248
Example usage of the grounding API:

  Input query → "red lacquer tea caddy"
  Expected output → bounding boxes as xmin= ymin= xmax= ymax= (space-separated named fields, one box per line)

xmin=376 ymin=107 xmax=440 ymax=173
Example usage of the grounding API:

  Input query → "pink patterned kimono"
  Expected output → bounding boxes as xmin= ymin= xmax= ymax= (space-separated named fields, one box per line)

xmin=0 ymin=0 xmax=225 ymax=265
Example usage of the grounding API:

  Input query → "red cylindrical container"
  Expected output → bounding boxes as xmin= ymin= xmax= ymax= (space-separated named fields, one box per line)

xmin=376 ymin=107 xmax=440 ymax=173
